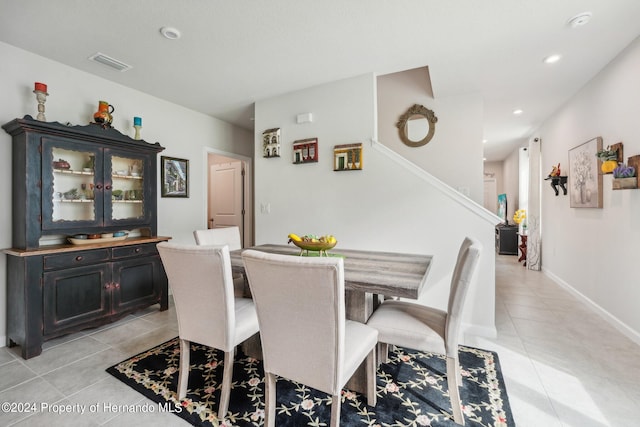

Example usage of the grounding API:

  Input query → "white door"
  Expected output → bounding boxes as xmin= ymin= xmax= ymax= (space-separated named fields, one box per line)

xmin=209 ymin=161 xmax=244 ymax=230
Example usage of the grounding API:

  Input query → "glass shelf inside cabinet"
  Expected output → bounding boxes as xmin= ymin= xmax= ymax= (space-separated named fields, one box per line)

xmin=111 ymin=155 xmax=145 ymax=220
xmin=51 ymin=148 xmax=96 ymax=222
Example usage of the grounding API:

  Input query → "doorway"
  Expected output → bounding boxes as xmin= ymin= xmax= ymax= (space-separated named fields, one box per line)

xmin=204 ymin=149 xmax=253 ymax=248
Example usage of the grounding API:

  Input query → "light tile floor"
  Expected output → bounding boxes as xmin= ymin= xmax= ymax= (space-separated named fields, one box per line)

xmin=466 ymin=255 xmax=640 ymax=427
xmin=1 ymin=255 xmax=638 ymax=426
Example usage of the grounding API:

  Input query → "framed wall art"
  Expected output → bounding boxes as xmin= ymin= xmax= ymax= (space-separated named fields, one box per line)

xmin=333 ymin=143 xmax=363 ymax=171
xmin=262 ymin=128 xmax=280 ymax=158
xmin=161 ymin=156 xmax=189 ymax=198
xmin=568 ymin=137 xmax=602 ymax=208
xmin=292 ymin=138 xmax=318 ymax=164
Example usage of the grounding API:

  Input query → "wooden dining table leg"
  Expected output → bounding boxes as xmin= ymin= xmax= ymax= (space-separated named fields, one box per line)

xmin=240 ymin=333 xmax=263 ymax=360
xmin=344 ymin=289 xmax=378 ymax=395
xmin=345 ymin=289 xmax=375 ymax=323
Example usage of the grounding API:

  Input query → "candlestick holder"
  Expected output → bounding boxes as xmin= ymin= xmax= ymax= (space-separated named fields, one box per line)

xmin=133 ymin=117 xmax=142 ymax=140
xmin=33 ymin=89 xmax=49 ymax=121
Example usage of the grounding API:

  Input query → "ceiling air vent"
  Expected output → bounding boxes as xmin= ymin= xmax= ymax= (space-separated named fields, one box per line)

xmin=88 ymin=52 xmax=132 ymax=72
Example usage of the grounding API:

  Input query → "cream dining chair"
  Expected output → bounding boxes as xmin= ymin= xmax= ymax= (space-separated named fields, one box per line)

xmin=366 ymin=237 xmax=482 ymax=426
xmin=194 ymin=227 xmax=246 ymax=296
xmin=156 ymin=242 xmax=260 ymax=421
xmin=194 ymin=226 xmax=242 ymax=249
xmin=241 ymin=250 xmax=378 ymax=427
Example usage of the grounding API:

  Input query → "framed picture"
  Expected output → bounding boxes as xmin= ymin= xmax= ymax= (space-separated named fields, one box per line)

xmin=161 ymin=156 xmax=189 ymax=198
xmin=568 ymin=137 xmax=602 ymax=208
xmin=333 ymin=143 xmax=363 ymax=171
xmin=262 ymin=128 xmax=281 ymax=158
xmin=292 ymin=138 xmax=318 ymax=164
xmin=497 ymin=193 xmax=507 ymax=225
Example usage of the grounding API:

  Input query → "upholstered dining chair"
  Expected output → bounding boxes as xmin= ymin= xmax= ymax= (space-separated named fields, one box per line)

xmin=194 ymin=227 xmax=246 ymax=296
xmin=193 ymin=226 xmax=242 ymax=249
xmin=366 ymin=237 xmax=482 ymax=425
xmin=156 ymin=242 xmax=260 ymax=421
xmin=241 ymin=250 xmax=378 ymax=427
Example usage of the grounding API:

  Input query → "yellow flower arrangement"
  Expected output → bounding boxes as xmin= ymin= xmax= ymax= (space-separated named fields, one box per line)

xmin=513 ymin=209 xmax=526 ymax=225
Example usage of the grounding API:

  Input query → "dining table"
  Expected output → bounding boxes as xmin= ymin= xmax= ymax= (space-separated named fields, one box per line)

xmin=229 ymin=243 xmax=433 ymax=394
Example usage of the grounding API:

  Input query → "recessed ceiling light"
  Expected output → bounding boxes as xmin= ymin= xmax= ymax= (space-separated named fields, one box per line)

xmin=160 ymin=26 xmax=181 ymax=40
xmin=482 ymin=139 xmax=488 ymax=144
xmin=568 ymin=12 xmax=592 ymax=28
xmin=543 ymin=54 xmax=562 ymax=64
xmin=513 ymin=109 xmax=524 ymax=115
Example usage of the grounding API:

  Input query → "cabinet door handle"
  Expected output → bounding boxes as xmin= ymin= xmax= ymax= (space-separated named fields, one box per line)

xmin=114 ymin=283 xmax=120 ymax=289
xmin=105 ymin=184 xmax=112 ymax=191
xmin=95 ymin=184 xmax=103 ymax=190
xmin=75 ymin=255 xmax=83 ymax=262
xmin=134 ymin=248 xmax=141 ymax=253
xmin=104 ymin=283 xmax=111 ymax=289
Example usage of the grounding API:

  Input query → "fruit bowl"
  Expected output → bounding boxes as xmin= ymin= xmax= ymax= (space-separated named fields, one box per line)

xmin=288 ymin=234 xmax=337 ymax=256
xmin=291 ymin=239 xmax=337 ymax=252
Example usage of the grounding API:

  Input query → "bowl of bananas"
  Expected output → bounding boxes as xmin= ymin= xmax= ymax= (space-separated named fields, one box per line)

xmin=288 ymin=233 xmax=337 ymax=256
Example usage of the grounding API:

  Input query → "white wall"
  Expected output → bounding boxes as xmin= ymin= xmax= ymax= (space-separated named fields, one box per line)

xmin=254 ymin=74 xmax=497 ymax=337
xmin=0 ymin=42 xmax=253 ymax=345
xmin=485 ymin=147 xmax=526 ymax=225
xmin=484 ymin=161 xmax=505 ymax=196
xmin=518 ymin=147 xmax=529 ymax=213
xmin=377 ymin=67 xmax=484 ymax=203
xmin=538 ymin=36 xmax=640 ymax=340
xmin=502 ymin=147 xmax=522 ymax=223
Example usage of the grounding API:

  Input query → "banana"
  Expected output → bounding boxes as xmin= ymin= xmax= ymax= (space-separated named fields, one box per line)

xmin=288 ymin=233 xmax=302 ymax=242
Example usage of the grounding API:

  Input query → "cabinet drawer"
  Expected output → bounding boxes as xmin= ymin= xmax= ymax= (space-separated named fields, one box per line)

xmin=44 ymin=249 xmax=111 ymax=270
xmin=112 ymin=243 xmax=158 ymax=259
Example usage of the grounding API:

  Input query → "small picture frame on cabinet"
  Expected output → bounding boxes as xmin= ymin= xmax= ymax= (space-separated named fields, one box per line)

xmin=161 ymin=156 xmax=189 ymax=198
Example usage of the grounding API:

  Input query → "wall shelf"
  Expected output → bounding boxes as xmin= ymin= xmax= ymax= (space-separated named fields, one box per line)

xmin=545 ymin=175 xmax=567 ymax=196
xmin=612 ymin=177 xmax=637 ymax=190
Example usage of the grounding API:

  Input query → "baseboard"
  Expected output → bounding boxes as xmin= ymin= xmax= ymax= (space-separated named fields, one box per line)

xmin=542 ymin=267 xmax=640 ymax=346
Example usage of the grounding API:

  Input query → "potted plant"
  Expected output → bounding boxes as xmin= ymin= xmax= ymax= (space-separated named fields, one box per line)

xmin=595 ymin=146 xmax=619 ymax=174
xmin=612 ymin=164 xmax=637 ymax=190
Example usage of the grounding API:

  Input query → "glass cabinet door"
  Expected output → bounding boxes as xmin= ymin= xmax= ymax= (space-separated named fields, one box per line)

xmin=42 ymin=140 xmax=152 ymax=231
xmin=42 ymin=138 xmax=103 ymax=230
xmin=105 ymin=150 xmax=150 ymax=226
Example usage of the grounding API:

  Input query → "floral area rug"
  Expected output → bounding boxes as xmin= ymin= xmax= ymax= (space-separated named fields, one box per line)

xmin=107 ymin=338 xmax=515 ymax=427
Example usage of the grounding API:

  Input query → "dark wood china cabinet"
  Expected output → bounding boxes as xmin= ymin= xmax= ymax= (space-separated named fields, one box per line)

xmin=2 ymin=116 xmax=170 ymax=359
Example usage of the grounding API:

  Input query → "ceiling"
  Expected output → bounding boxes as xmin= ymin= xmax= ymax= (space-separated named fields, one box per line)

xmin=1 ymin=1 xmax=639 ymax=161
